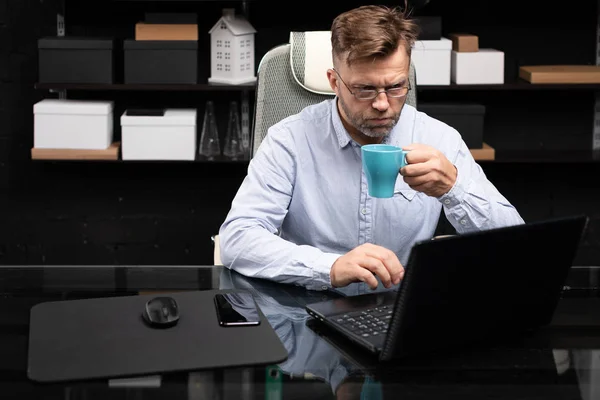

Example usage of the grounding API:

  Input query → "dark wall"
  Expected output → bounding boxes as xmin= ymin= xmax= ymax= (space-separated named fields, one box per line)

xmin=0 ymin=0 xmax=599 ymax=266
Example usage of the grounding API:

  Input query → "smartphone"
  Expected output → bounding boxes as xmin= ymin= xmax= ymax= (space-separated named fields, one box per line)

xmin=214 ymin=292 xmax=261 ymax=327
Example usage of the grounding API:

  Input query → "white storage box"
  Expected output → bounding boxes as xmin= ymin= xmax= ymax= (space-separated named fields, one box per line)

xmin=411 ymin=38 xmax=452 ymax=85
xmin=451 ymin=49 xmax=505 ymax=84
xmin=33 ymin=99 xmax=113 ymax=150
xmin=121 ymin=109 xmax=197 ymax=160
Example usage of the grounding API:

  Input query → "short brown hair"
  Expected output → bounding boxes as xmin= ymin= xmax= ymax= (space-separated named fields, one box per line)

xmin=331 ymin=4 xmax=419 ymax=66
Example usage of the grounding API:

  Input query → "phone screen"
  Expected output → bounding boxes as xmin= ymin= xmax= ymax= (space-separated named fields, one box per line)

xmin=214 ymin=292 xmax=261 ymax=326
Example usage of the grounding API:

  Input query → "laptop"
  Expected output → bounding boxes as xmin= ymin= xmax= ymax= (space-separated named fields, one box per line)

xmin=305 ymin=215 xmax=588 ymax=362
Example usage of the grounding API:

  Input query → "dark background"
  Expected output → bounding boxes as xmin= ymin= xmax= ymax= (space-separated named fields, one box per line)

xmin=0 ymin=0 xmax=599 ymax=266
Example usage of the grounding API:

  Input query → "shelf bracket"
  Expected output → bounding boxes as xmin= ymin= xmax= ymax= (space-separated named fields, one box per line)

xmin=55 ymin=0 xmax=66 ymax=99
xmin=57 ymin=13 xmax=65 ymax=37
xmin=49 ymin=89 xmax=66 ymax=100
xmin=594 ymin=0 xmax=600 ymax=150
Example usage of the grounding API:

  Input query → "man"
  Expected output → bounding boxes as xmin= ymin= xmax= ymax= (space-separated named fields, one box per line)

xmin=219 ymin=5 xmax=524 ymax=293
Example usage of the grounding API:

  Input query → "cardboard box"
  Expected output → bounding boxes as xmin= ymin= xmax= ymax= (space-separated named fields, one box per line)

xmin=135 ymin=23 xmax=198 ymax=41
xmin=451 ymin=49 xmax=504 ymax=84
xmin=411 ymin=38 xmax=452 ymax=85
xmin=33 ymin=99 xmax=114 ymax=150
xmin=144 ymin=13 xmax=197 ymax=24
xmin=448 ymin=33 xmax=478 ymax=52
xmin=519 ymin=65 xmax=600 ymax=84
xmin=121 ymin=109 xmax=197 ymax=160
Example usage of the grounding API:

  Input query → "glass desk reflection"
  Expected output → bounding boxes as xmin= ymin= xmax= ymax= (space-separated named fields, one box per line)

xmin=1 ymin=265 xmax=600 ymax=399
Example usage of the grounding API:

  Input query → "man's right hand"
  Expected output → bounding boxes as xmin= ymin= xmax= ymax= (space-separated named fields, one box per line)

xmin=330 ymin=243 xmax=404 ymax=290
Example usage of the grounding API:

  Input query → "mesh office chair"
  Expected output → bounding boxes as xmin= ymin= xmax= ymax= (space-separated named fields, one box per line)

xmin=213 ymin=31 xmax=418 ymax=264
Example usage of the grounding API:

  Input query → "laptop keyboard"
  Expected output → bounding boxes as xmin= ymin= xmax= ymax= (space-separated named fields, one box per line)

xmin=333 ymin=306 xmax=393 ymax=338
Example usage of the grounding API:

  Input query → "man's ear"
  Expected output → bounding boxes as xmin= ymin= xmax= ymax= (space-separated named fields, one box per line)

xmin=327 ymin=68 xmax=339 ymax=95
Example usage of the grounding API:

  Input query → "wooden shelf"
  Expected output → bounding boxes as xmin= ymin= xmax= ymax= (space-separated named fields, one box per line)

xmin=31 ymin=145 xmax=492 ymax=162
xmin=30 ymin=148 xmax=250 ymax=163
xmin=417 ymin=78 xmax=600 ymax=91
xmin=35 ymin=79 xmax=600 ymax=93
xmin=34 ymin=82 xmax=256 ymax=92
xmin=119 ymin=157 xmax=249 ymax=163
xmin=470 ymin=143 xmax=495 ymax=161
xmin=31 ymin=142 xmax=120 ymax=160
xmin=480 ymin=149 xmax=600 ymax=163
xmin=29 ymin=143 xmax=600 ymax=163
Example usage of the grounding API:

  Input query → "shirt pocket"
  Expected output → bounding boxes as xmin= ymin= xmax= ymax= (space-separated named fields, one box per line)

xmin=393 ymin=179 xmax=417 ymax=201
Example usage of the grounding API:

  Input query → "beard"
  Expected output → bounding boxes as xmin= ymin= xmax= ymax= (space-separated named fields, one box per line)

xmin=338 ymin=95 xmax=402 ymax=138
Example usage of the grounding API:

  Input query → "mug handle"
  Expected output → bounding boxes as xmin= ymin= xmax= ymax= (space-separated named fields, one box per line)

xmin=402 ymin=149 xmax=411 ymax=167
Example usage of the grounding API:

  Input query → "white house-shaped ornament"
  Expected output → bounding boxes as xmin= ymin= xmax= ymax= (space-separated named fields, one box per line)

xmin=208 ymin=8 xmax=257 ymax=85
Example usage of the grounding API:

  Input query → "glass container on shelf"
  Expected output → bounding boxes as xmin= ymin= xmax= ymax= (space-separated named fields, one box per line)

xmin=241 ymin=96 xmax=250 ymax=159
xmin=198 ymin=101 xmax=221 ymax=160
xmin=223 ymin=101 xmax=245 ymax=160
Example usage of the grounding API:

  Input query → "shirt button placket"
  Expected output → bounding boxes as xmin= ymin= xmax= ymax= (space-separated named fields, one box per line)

xmin=359 ymin=170 xmax=369 ymax=245
xmin=360 ymin=173 xmax=373 ymax=244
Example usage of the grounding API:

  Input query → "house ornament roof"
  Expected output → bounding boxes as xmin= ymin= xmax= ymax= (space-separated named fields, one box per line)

xmin=208 ymin=8 xmax=256 ymax=36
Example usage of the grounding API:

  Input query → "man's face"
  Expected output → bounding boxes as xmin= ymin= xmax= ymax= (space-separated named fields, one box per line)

xmin=327 ymin=47 xmax=410 ymax=141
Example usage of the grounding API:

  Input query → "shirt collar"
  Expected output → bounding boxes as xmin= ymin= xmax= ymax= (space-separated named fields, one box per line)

xmin=330 ymin=97 xmax=409 ymax=149
xmin=331 ymin=98 xmax=352 ymax=148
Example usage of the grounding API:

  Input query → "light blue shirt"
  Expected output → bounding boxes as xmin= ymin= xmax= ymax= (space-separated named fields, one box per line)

xmin=219 ymin=99 xmax=524 ymax=292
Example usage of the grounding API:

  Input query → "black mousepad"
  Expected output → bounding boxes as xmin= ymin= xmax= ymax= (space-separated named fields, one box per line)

xmin=27 ymin=290 xmax=288 ymax=383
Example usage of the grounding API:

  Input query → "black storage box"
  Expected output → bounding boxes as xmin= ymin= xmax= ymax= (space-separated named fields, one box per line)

xmin=38 ymin=37 xmax=115 ymax=84
xmin=418 ymin=103 xmax=485 ymax=149
xmin=414 ymin=16 xmax=442 ymax=40
xmin=124 ymin=40 xmax=198 ymax=84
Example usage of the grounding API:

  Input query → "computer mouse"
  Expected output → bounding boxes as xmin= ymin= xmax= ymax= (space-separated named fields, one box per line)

xmin=143 ymin=296 xmax=180 ymax=328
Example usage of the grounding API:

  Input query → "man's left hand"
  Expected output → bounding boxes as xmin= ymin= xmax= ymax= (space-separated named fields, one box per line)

xmin=400 ymin=143 xmax=457 ymax=197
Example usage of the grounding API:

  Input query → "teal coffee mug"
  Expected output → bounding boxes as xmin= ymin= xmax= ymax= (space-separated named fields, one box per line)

xmin=361 ymin=144 xmax=408 ymax=198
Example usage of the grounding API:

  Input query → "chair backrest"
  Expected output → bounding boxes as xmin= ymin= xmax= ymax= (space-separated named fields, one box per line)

xmin=250 ymin=31 xmax=418 ymax=157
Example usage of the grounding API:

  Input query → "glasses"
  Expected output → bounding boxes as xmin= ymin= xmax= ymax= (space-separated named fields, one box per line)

xmin=333 ymin=68 xmax=411 ymax=101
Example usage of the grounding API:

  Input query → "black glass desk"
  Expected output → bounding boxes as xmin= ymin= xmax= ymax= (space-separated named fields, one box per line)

xmin=2 ymin=265 xmax=600 ymax=399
